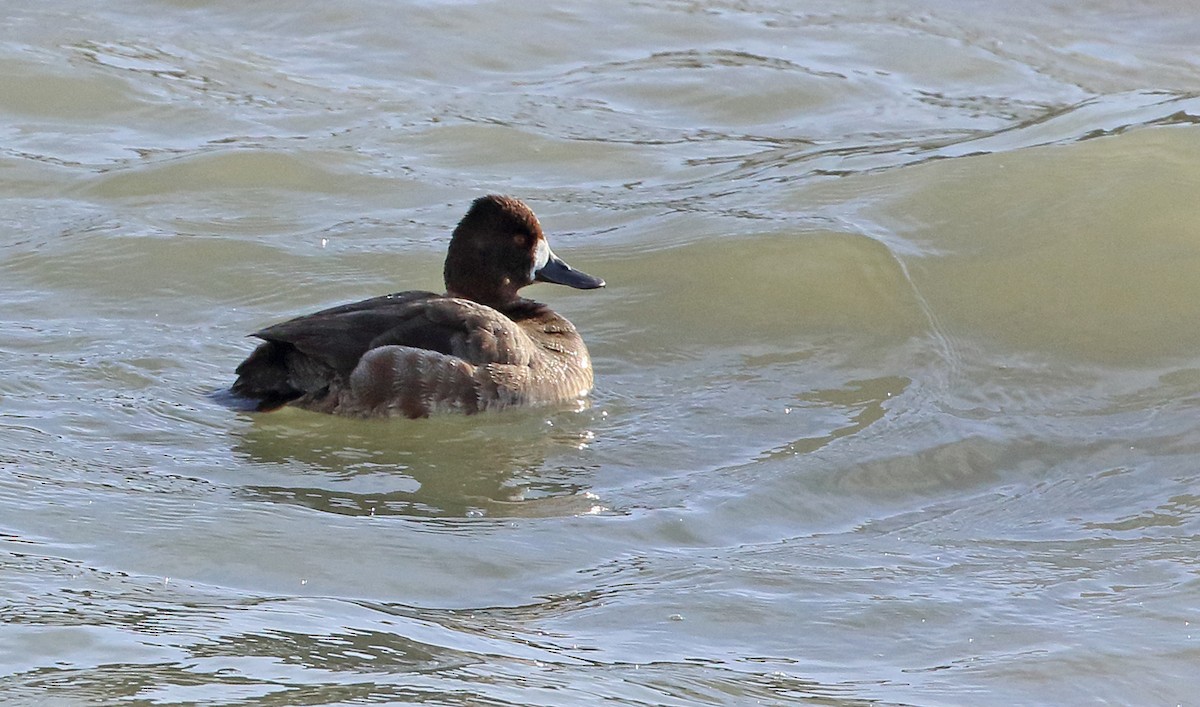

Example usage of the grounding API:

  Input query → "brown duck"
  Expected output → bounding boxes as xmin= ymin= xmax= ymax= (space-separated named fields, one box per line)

xmin=225 ymin=195 xmax=605 ymax=418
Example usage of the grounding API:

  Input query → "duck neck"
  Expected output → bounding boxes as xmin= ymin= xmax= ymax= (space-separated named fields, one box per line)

xmin=444 ymin=283 xmax=518 ymax=310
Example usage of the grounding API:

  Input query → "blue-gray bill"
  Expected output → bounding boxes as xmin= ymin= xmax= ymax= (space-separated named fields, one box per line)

xmin=536 ymin=252 xmax=605 ymax=289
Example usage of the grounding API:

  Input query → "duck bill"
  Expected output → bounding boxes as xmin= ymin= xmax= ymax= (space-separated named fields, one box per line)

xmin=535 ymin=248 xmax=605 ymax=289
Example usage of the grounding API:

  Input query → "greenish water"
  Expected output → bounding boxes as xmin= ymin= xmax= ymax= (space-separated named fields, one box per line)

xmin=2 ymin=1 xmax=1199 ymax=704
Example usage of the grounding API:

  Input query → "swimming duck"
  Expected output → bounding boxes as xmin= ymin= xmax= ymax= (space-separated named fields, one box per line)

xmin=225 ymin=195 xmax=604 ymax=418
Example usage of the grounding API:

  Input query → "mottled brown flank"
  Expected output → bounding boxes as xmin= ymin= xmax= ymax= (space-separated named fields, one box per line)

xmin=228 ymin=196 xmax=599 ymax=419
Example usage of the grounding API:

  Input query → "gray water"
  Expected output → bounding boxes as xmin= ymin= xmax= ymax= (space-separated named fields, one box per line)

xmin=3 ymin=1 xmax=1200 ymax=704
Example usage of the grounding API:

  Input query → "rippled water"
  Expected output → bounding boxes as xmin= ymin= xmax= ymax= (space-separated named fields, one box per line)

xmin=3 ymin=1 xmax=1200 ymax=704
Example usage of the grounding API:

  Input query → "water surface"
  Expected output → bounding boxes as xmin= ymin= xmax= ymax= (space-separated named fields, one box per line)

xmin=2 ymin=1 xmax=1199 ymax=704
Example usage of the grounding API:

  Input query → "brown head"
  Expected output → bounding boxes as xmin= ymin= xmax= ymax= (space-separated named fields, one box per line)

xmin=443 ymin=195 xmax=605 ymax=307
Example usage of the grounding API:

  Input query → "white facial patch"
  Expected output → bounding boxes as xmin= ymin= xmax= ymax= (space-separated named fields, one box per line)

xmin=530 ymin=238 xmax=550 ymax=281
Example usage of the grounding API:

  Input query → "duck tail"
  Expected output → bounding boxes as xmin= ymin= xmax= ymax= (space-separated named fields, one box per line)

xmin=220 ymin=340 xmax=304 ymax=412
xmin=206 ymin=386 xmax=281 ymax=412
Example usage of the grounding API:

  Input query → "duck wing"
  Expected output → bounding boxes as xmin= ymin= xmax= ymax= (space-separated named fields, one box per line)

xmin=252 ymin=292 xmax=446 ymax=377
xmin=365 ymin=297 xmax=538 ymax=367
xmin=229 ymin=293 xmax=538 ymax=411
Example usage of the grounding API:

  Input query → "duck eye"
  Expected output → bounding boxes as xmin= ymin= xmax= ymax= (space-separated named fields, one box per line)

xmin=512 ymin=232 xmax=531 ymax=248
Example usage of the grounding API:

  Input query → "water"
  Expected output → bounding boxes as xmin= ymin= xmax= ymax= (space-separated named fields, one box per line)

xmin=2 ymin=0 xmax=1199 ymax=704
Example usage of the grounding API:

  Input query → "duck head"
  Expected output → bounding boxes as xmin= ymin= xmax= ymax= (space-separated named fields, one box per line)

xmin=444 ymin=195 xmax=605 ymax=307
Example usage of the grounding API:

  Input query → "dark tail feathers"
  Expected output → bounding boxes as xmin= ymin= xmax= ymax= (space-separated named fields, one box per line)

xmin=216 ymin=340 xmax=304 ymax=412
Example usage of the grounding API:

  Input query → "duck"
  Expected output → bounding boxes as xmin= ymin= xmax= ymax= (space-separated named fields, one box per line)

xmin=224 ymin=195 xmax=605 ymax=418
